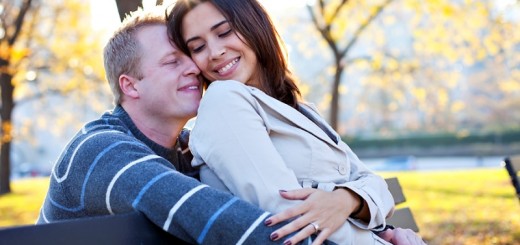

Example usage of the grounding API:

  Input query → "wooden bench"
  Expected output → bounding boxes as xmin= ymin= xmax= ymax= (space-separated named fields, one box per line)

xmin=0 ymin=178 xmax=419 ymax=244
xmin=0 ymin=212 xmax=185 ymax=245
xmin=503 ymin=155 xmax=520 ymax=201
xmin=385 ymin=177 xmax=420 ymax=232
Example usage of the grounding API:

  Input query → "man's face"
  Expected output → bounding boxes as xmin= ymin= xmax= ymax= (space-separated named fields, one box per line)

xmin=134 ymin=25 xmax=202 ymax=122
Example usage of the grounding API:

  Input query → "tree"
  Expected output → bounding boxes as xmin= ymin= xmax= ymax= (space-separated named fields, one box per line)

xmin=0 ymin=0 xmax=111 ymax=195
xmin=115 ymin=0 xmax=164 ymax=22
xmin=306 ymin=0 xmax=393 ymax=130
xmin=0 ymin=0 xmax=33 ymax=194
xmin=302 ymin=0 xmax=520 ymax=136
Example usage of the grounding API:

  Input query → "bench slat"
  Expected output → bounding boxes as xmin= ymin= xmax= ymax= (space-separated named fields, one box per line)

xmin=509 ymin=155 xmax=520 ymax=172
xmin=386 ymin=207 xmax=419 ymax=232
xmin=385 ymin=177 xmax=406 ymax=205
xmin=0 ymin=212 xmax=186 ymax=245
xmin=504 ymin=155 xmax=520 ymax=201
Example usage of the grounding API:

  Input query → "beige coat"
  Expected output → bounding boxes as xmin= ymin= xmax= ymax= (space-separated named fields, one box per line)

xmin=190 ymin=80 xmax=394 ymax=245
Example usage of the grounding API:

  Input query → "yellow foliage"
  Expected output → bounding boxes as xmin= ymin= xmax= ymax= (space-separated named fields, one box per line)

xmin=10 ymin=47 xmax=29 ymax=64
xmin=299 ymin=83 xmax=310 ymax=98
xmin=476 ymin=49 xmax=487 ymax=60
xmin=387 ymin=59 xmax=399 ymax=71
xmin=0 ymin=41 xmax=10 ymax=60
xmin=499 ymin=79 xmax=520 ymax=92
xmin=392 ymin=90 xmax=405 ymax=103
xmin=437 ymin=89 xmax=449 ymax=107
xmin=441 ymin=5 xmax=456 ymax=17
xmin=339 ymin=84 xmax=348 ymax=95
xmin=451 ymin=101 xmax=466 ymax=113
xmin=1 ymin=121 xmax=13 ymax=143
xmin=371 ymin=53 xmax=383 ymax=70
xmin=412 ymin=87 xmax=427 ymax=103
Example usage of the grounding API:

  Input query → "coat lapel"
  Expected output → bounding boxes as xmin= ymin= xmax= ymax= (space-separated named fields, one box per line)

xmin=249 ymin=88 xmax=341 ymax=148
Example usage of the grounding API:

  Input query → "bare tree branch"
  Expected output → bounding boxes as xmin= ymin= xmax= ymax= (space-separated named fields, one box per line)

xmin=8 ymin=0 xmax=32 ymax=45
xmin=339 ymin=0 xmax=393 ymax=58
xmin=306 ymin=3 xmax=339 ymax=58
xmin=328 ymin=0 xmax=349 ymax=27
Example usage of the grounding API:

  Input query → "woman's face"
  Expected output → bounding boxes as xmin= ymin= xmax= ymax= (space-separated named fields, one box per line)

xmin=181 ymin=2 xmax=261 ymax=87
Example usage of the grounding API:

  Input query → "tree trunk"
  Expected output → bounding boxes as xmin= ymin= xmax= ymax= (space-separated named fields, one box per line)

xmin=330 ymin=59 xmax=344 ymax=130
xmin=115 ymin=0 xmax=143 ymax=22
xmin=0 ymin=0 xmax=32 ymax=195
xmin=0 ymin=59 xmax=14 ymax=195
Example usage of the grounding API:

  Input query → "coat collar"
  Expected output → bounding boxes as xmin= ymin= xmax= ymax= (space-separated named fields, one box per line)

xmin=248 ymin=87 xmax=340 ymax=148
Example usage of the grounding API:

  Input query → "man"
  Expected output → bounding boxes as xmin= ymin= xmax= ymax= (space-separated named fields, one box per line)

xmin=37 ymin=6 xmax=425 ymax=245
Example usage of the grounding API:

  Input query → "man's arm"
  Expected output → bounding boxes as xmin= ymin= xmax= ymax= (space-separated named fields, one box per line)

xmin=40 ymin=130 xmax=290 ymax=245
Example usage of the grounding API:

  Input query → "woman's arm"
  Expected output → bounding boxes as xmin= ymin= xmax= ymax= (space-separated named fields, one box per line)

xmin=299 ymin=103 xmax=395 ymax=229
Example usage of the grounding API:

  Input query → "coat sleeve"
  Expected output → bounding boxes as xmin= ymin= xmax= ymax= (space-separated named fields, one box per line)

xmin=335 ymin=141 xmax=395 ymax=229
xmin=190 ymin=80 xmax=304 ymax=214
xmin=302 ymin=103 xmax=395 ymax=229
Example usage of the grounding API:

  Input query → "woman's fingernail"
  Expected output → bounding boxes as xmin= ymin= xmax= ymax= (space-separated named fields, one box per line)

xmin=279 ymin=190 xmax=287 ymax=193
xmin=283 ymin=240 xmax=292 ymax=245
xmin=270 ymin=233 xmax=279 ymax=240
xmin=264 ymin=219 xmax=272 ymax=226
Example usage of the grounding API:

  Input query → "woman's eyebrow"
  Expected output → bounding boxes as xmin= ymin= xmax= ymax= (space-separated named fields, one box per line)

xmin=210 ymin=20 xmax=228 ymax=31
xmin=185 ymin=20 xmax=229 ymax=45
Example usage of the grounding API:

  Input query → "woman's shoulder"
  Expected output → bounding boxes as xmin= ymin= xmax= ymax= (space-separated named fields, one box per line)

xmin=206 ymin=80 xmax=250 ymax=92
xmin=203 ymin=80 xmax=255 ymax=101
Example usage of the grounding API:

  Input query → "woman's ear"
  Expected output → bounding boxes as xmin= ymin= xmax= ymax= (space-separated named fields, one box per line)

xmin=119 ymin=74 xmax=139 ymax=99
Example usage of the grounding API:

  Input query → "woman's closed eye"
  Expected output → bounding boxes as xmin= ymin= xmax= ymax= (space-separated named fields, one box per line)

xmin=218 ymin=29 xmax=232 ymax=38
xmin=191 ymin=44 xmax=205 ymax=54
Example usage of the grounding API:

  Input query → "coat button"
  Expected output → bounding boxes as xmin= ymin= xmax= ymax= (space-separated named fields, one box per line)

xmin=338 ymin=165 xmax=347 ymax=175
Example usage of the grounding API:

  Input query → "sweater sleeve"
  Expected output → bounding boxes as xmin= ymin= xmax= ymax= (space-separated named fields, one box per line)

xmin=39 ymin=129 xmax=289 ymax=245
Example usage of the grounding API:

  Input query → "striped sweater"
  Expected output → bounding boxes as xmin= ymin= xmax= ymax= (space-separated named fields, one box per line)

xmin=37 ymin=106 xmax=289 ymax=244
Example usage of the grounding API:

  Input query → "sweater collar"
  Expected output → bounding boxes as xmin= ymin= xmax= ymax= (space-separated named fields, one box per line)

xmin=112 ymin=106 xmax=178 ymax=161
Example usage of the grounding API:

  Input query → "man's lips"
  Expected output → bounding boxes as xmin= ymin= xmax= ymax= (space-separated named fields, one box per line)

xmin=179 ymin=81 xmax=200 ymax=91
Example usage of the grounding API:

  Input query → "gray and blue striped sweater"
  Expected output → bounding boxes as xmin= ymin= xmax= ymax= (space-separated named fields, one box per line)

xmin=37 ymin=106 xmax=289 ymax=244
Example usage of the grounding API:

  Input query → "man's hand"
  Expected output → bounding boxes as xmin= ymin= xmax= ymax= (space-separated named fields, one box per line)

xmin=377 ymin=227 xmax=427 ymax=245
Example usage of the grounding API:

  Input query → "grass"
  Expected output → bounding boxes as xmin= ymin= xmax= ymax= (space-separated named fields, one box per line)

xmin=1 ymin=168 xmax=519 ymax=244
xmin=380 ymin=168 xmax=520 ymax=245
xmin=0 ymin=177 xmax=49 ymax=227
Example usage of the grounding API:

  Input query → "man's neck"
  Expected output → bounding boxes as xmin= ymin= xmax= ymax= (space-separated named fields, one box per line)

xmin=122 ymin=105 xmax=185 ymax=149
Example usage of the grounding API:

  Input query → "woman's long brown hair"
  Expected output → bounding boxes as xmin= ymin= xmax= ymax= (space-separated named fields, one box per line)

xmin=167 ymin=0 xmax=301 ymax=108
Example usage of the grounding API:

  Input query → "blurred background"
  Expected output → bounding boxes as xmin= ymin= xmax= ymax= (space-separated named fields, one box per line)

xmin=1 ymin=0 xmax=519 ymax=244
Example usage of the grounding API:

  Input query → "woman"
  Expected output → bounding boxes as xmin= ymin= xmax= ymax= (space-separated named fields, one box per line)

xmin=167 ymin=1 xmax=395 ymax=244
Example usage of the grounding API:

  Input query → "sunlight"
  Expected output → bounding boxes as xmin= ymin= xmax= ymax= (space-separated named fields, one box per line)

xmin=88 ymin=0 xmax=305 ymax=43
xmin=89 ymin=0 xmax=120 ymax=43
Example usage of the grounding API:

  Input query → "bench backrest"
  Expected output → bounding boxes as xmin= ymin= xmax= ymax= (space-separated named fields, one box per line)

xmin=385 ymin=177 xmax=419 ymax=232
xmin=0 ymin=212 xmax=185 ymax=245
xmin=503 ymin=155 xmax=520 ymax=201
xmin=0 ymin=177 xmax=419 ymax=244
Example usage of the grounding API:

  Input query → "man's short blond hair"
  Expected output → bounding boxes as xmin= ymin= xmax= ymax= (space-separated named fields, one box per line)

xmin=103 ymin=6 xmax=168 ymax=105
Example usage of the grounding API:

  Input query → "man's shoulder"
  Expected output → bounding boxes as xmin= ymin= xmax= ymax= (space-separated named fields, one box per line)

xmin=71 ymin=111 xmax=138 ymax=148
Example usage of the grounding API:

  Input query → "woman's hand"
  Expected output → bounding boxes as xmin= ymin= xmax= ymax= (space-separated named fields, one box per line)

xmin=264 ymin=188 xmax=358 ymax=245
xmin=377 ymin=227 xmax=427 ymax=245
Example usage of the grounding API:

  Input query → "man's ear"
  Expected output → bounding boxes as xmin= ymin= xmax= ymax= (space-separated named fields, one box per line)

xmin=119 ymin=74 xmax=139 ymax=99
